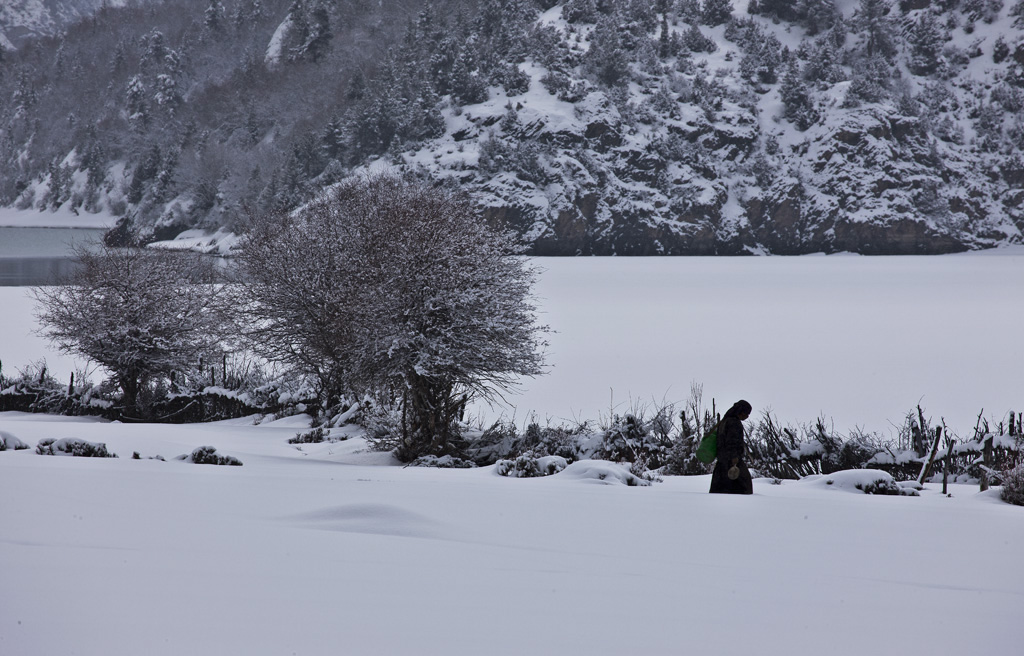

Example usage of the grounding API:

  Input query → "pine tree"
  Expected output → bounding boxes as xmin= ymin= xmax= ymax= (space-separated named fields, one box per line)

xmin=659 ymin=13 xmax=672 ymax=58
xmin=128 ymin=144 xmax=162 ymax=204
xmin=844 ymin=54 xmax=892 ymax=106
xmin=125 ymin=75 xmax=149 ymax=130
xmin=303 ymin=0 xmax=333 ymax=63
xmin=205 ymin=1 xmax=226 ymax=34
xmin=142 ymin=30 xmax=168 ymax=70
xmin=760 ymin=0 xmax=801 ymax=21
xmin=564 ymin=0 xmax=599 ymax=23
xmin=803 ymin=36 xmax=845 ymax=87
xmin=856 ymin=0 xmax=896 ymax=60
xmin=801 ymin=0 xmax=837 ymax=35
xmin=908 ymin=11 xmax=947 ymax=75
xmin=585 ymin=15 xmax=631 ymax=87
xmin=780 ymin=59 xmax=818 ymax=130
xmin=702 ymin=0 xmax=734 ymax=26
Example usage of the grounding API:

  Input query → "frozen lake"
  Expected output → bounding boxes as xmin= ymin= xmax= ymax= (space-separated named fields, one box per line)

xmin=2 ymin=251 xmax=1022 ymax=435
xmin=482 ymin=252 xmax=1024 ymax=437
xmin=0 ymin=226 xmax=107 ymax=286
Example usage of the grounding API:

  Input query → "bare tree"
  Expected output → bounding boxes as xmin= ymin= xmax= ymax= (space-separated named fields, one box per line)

xmin=33 ymin=243 xmax=227 ymax=415
xmin=236 ymin=171 xmax=548 ymax=460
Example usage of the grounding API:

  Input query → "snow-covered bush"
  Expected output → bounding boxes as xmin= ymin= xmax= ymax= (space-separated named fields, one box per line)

xmin=559 ymin=460 xmax=652 ymax=486
xmin=407 ymin=455 xmax=475 ymax=469
xmin=360 ymin=401 xmax=406 ymax=453
xmin=525 ymin=422 xmax=592 ymax=462
xmin=597 ymin=413 xmax=673 ymax=469
xmin=0 ymin=431 xmax=29 ymax=451
xmin=818 ymin=470 xmax=903 ymax=495
xmin=288 ymin=427 xmax=327 ymax=444
xmin=36 ymin=438 xmax=117 ymax=458
xmin=496 ymin=454 xmax=568 ymax=478
xmin=1000 ymin=465 xmax=1024 ymax=506
xmin=463 ymin=419 xmax=594 ymax=466
xmin=177 ymin=446 xmax=242 ymax=466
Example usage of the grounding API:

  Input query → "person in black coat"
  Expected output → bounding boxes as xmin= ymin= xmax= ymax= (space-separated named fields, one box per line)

xmin=709 ymin=400 xmax=753 ymax=495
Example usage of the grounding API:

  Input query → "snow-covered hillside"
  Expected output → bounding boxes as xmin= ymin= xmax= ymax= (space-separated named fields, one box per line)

xmin=1 ymin=411 xmax=1021 ymax=655
xmin=395 ymin=2 xmax=1024 ymax=253
xmin=1 ymin=0 xmax=1023 ymax=253
xmin=0 ymin=0 xmax=140 ymax=48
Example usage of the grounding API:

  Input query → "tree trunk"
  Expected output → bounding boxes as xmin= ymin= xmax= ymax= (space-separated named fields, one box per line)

xmin=120 ymin=374 xmax=140 ymax=417
xmin=398 ymin=374 xmax=459 ymax=462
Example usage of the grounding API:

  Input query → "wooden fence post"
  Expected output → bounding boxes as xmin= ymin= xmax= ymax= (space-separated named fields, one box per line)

xmin=980 ymin=435 xmax=994 ymax=492
xmin=918 ymin=426 xmax=943 ymax=485
xmin=942 ymin=435 xmax=955 ymax=495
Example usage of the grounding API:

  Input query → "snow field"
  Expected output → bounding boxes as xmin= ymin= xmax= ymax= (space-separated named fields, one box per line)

xmin=483 ymin=252 xmax=1024 ymax=436
xmin=1 ymin=411 xmax=1022 ymax=656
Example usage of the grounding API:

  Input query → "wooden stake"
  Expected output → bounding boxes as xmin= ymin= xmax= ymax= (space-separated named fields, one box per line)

xmin=918 ymin=426 xmax=943 ymax=485
xmin=942 ymin=433 xmax=955 ymax=495
xmin=980 ymin=435 xmax=994 ymax=492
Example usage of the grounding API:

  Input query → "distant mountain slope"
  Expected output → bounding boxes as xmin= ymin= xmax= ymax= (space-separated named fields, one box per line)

xmin=0 ymin=0 xmax=146 ymax=49
xmin=1 ymin=0 xmax=1022 ymax=254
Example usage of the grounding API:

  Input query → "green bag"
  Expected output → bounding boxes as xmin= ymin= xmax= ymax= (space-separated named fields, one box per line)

xmin=696 ymin=430 xmax=718 ymax=464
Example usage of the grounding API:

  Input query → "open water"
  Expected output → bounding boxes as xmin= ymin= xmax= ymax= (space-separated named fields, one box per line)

xmin=0 ymin=227 xmax=107 ymax=285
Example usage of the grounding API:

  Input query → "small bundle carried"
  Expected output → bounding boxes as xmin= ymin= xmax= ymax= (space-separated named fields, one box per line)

xmin=695 ymin=419 xmax=724 ymax=464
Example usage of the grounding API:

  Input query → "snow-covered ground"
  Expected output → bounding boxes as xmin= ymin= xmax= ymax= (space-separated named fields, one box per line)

xmin=491 ymin=252 xmax=1024 ymax=436
xmin=1 ymin=411 xmax=1021 ymax=655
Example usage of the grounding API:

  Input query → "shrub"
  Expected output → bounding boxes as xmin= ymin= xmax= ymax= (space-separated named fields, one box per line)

xmin=179 ymin=446 xmax=242 ymax=466
xmin=0 ymin=431 xmax=29 ymax=451
xmin=597 ymin=412 xmax=673 ymax=469
xmin=856 ymin=479 xmax=902 ymax=495
xmin=36 ymin=438 xmax=117 ymax=458
xmin=496 ymin=453 xmax=568 ymax=478
xmin=1001 ymin=465 xmax=1024 ymax=506
xmin=360 ymin=401 xmax=405 ymax=453
xmin=288 ymin=427 xmax=327 ymax=444
xmin=407 ymin=455 xmax=475 ymax=468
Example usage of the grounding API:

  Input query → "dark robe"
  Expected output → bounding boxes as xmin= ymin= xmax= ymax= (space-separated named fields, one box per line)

xmin=709 ymin=415 xmax=753 ymax=494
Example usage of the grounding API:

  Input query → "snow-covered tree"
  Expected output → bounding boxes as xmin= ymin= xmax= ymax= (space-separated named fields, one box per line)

xmin=33 ymin=245 xmax=228 ymax=415
xmin=780 ymin=59 xmax=819 ymax=129
xmin=584 ymin=14 xmax=631 ymax=87
xmin=855 ymin=0 xmax=897 ymax=59
xmin=235 ymin=172 xmax=548 ymax=460
xmin=801 ymin=0 xmax=837 ymax=35
xmin=702 ymin=0 xmax=734 ymax=26
xmin=907 ymin=11 xmax=948 ymax=75
xmin=802 ymin=34 xmax=845 ymax=86
xmin=844 ymin=53 xmax=893 ymax=105
xmin=204 ymin=0 xmax=226 ymax=34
